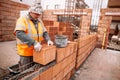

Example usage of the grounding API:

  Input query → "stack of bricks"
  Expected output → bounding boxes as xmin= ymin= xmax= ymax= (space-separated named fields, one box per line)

xmin=42 ymin=10 xmax=57 ymax=21
xmin=97 ymin=9 xmax=112 ymax=48
xmin=42 ymin=20 xmax=74 ymax=44
xmin=79 ymin=9 xmax=92 ymax=38
xmin=76 ymin=34 xmax=97 ymax=69
xmin=0 ymin=0 xmax=29 ymax=41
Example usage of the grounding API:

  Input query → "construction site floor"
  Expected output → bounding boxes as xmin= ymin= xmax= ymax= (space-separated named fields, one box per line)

xmin=0 ymin=41 xmax=19 ymax=70
xmin=74 ymin=48 xmax=120 ymax=80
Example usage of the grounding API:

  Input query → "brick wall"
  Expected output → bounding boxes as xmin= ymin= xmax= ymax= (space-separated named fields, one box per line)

xmin=21 ymin=34 xmax=97 ymax=80
xmin=42 ymin=9 xmax=92 ymax=41
xmin=0 ymin=0 xmax=29 ymax=41
xmin=76 ymin=34 xmax=97 ymax=69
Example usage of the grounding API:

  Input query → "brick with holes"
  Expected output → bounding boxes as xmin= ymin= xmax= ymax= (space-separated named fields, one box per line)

xmin=33 ymin=44 xmax=56 ymax=65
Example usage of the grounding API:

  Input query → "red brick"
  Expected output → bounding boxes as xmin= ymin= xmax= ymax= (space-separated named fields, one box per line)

xmin=78 ymin=48 xmax=84 ymax=56
xmin=39 ymin=67 xmax=53 ymax=80
xmin=63 ymin=65 xmax=70 ymax=77
xmin=55 ymin=71 xmax=63 ymax=80
xmin=70 ymin=42 xmax=78 ymax=52
xmin=56 ymin=32 xmax=63 ymax=36
xmin=33 ymin=45 xmax=56 ymax=65
xmin=61 ymin=58 xmax=68 ymax=70
xmin=57 ymin=44 xmax=74 ymax=63
xmin=75 ymin=54 xmax=86 ymax=69
xmin=54 ymin=21 xmax=60 ymax=27
xmin=52 ymin=77 xmax=57 ymax=80
xmin=67 ymin=54 xmax=73 ymax=64
xmin=69 ymin=60 xmax=75 ymax=70
xmin=72 ymin=52 xmax=77 ymax=61
xmin=32 ymin=75 xmax=40 ymax=80
xmin=52 ymin=62 xmax=62 ymax=77
xmin=62 ymin=77 xmax=66 ymax=80
xmin=56 ymin=48 xmax=65 ymax=63
xmin=76 ymin=53 xmax=84 ymax=64
xmin=65 ymin=72 xmax=71 ymax=80
xmin=76 ymin=57 xmax=84 ymax=69
xmin=64 ymin=44 xmax=71 ymax=58
xmin=68 ymin=43 xmax=74 ymax=54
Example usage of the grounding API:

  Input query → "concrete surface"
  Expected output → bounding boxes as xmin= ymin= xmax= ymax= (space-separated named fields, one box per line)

xmin=0 ymin=41 xmax=19 ymax=70
xmin=74 ymin=48 xmax=120 ymax=80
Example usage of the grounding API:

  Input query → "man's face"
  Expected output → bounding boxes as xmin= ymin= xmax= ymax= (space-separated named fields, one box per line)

xmin=30 ymin=12 xmax=41 ymax=20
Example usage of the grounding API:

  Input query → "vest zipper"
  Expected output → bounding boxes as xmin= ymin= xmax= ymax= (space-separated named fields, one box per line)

xmin=35 ymin=24 xmax=39 ymax=42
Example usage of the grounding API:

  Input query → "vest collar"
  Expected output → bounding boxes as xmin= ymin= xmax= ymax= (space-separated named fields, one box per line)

xmin=28 ymin=13 xmax=39 ymax=24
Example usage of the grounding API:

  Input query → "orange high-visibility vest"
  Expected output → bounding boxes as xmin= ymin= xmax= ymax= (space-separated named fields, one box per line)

xmin=14 ymin=15 xmax=45 ymax=56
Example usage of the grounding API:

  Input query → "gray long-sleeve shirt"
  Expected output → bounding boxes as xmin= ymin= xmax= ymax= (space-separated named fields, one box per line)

xmin=16 ymin=31 xmax=50 ymax=47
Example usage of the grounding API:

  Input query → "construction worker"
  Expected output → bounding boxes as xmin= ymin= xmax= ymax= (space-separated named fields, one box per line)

xmin=14 ymin=2 xmax=53 ymax=72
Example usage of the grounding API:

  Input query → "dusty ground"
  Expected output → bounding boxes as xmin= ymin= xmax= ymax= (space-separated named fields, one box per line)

xmin=0 ymin=41 xmax=19 ymax=70
xmin=74 ymin=48 xmax=120 ymax=80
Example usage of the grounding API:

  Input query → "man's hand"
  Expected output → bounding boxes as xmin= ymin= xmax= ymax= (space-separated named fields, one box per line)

xmin=47 ymin=40 xmax=53 ymax=46
xmin=34 ymin=42 xmax=42 ymax=51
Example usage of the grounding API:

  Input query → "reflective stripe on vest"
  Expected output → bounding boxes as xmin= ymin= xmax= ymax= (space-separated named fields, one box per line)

xmin=17 ymin=17 xmax=43 ymax=44
xmin=26 ymin=17 xmax=43 ymax=39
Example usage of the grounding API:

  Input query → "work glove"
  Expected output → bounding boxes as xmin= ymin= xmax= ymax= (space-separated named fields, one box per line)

xmin=34 ymin=42 xmax=42 ymax=52
xmin=47 ymin=40 xmax=53 ymax=46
